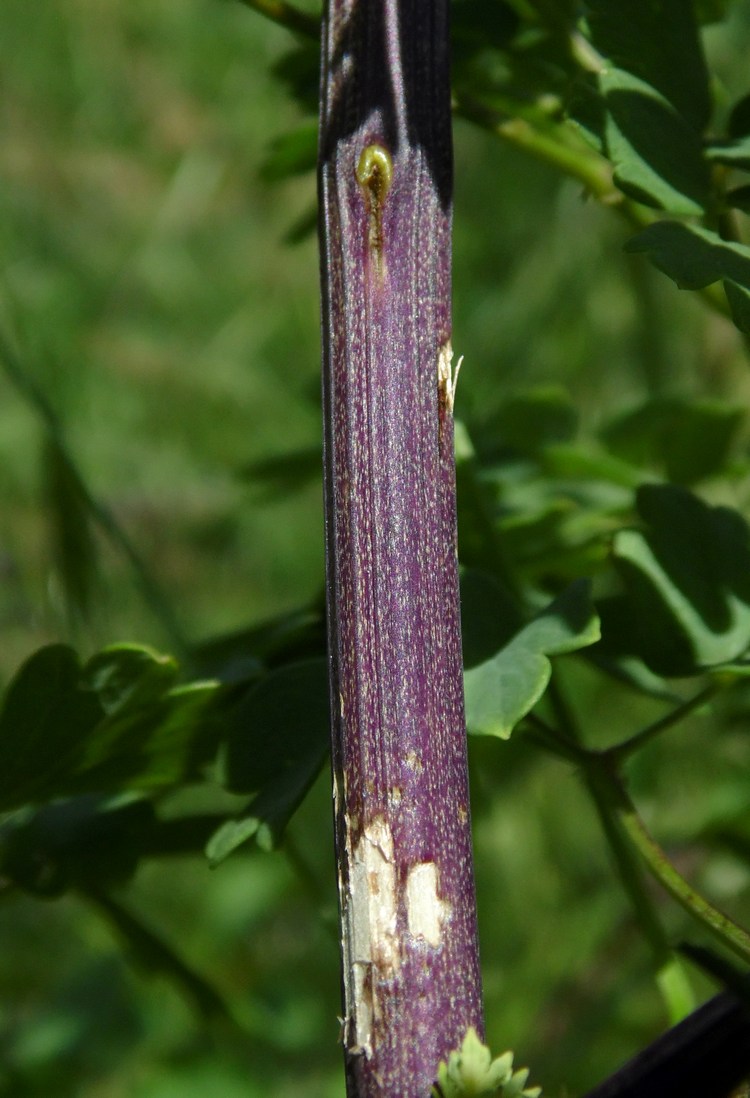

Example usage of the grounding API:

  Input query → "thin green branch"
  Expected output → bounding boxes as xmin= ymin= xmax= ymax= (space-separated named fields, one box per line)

xmin=528 ymin=710 xmax=693 ymax=1020
xmin=586 ymin=773 xmax=676 ymax=956
xmin=524 ymin=713 xmax=584 ymax=763
xmin=0 ymin=324 xmax=189 ymax=658
xmin=596 ymin=759 xmax=750 ymax=967
xmin=454 ymin=94 xmax=624 ymax=209
xmin=233 ymin=0 xmax=320 ymax=38
xmin=81 ymin=886 xmax=237 ymax=1024
xmin=608 ymin=685 xmax=719 ymax=764
xmin=547 ymin=673 xmax=583 ymax=745
xmin=454 ymin=95 xmax=731 ymax=323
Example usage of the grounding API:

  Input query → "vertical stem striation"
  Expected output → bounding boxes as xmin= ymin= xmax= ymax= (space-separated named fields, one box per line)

xmin=318 ymin=2 xmax=483 ymax=1095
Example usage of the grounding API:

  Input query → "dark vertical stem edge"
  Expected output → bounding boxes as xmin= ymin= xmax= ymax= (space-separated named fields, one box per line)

xmin=318 ymin=1 xmax=484 ymax=1095
xmin=581 ymin=990 xmax=750 ymax=1098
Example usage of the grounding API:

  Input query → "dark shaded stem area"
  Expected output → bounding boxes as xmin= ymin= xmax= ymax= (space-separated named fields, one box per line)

xmin=318 ymin=1 xmax=483 ymax=1094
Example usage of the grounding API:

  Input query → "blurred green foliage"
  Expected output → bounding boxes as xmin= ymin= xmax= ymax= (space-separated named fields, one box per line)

xmin=2 ymin=1 xmax=750 ymax=1096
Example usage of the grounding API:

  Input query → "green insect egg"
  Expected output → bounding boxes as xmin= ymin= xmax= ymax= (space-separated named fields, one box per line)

xmin=355 ymin=145 xmax=393 ymax=205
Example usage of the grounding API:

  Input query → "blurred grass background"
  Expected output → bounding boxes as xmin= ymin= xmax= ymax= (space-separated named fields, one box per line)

xmin=1 ymin=1 xmax=750 ymax=1095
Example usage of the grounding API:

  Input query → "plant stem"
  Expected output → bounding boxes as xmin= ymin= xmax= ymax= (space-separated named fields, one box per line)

xmin=82 ymin=886 xmax=234 ymax=1023
xmin=595 ymin=757 xmax=750 ymax=967
xmin=581 ymin=990 xmax=750 ymax=1098
xmin=584 ymin=766 xmax=693 ymax=1022
xmin=527 ymin=711 xmax=691 ymax=1020
xmin=608 ymin=685 xmax=719 ymax=763
xmin=455 ymin=94 xmax=623 ymax=208
xmin=454 ymin=97 xmax=731 ymax=321
xmin=318 ymin=1 xmax=483 ymax=1093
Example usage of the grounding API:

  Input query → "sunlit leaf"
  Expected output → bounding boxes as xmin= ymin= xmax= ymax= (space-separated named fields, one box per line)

xmin=465 ymin=580 xmax=600 ymax=738
xmin=432 ymin=1027 xmax=541 ymax=1098
xmin=83 ymin=645 xmax=179 ymax=715
xmin=705 ymin=137 xmax=750 ymax=170
xmin=206 ymin=753 xmax=323 ymax=863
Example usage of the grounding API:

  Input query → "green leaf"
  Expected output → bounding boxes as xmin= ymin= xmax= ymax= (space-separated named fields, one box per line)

xmin=205 ymin=816 xmax=264 ymax=866
xmin=724 ymin=279 xmax=750 ymax=333
xmin=432 ymin=1028 xmax=541 ymax=1098
xmin=72 ymin=680 xmax=221 ymax=793
xmin=77 ymin=645 xmax=221 ymax=793
xmin=283 ymin=202 xmax=318 ymax=245
xmin=626 ymin=222 xmax=750 ymax=334
xmin=486 ymin=457 xmax=631 ymax=581
xmin=452 ymin=0 xmax=520 ymax=64
xmin=583 ymin=0 xmax=711 ymax=212
xmin=219 ymin=657 xmax=329 ymax=793
xmin=83 ymin=645 xmax=179 ymax=715
xmin=626 ymin=221 xmax=750 ymax=289
xmin=567 ymin=75 xmax=607 ymax=153
xmin=460 ymin=569 xmax=523 ymax=670
xmin=190 ymin=604 xmax=325 ymax=682
xmin=0 ymin=796 xmax=155 ymax=897
xmin=0 ymin=646 xmax=103 ymax=810
xmin=680 ymin=943 xmax=750 ymax=1010
xmin=464 ymin=580 xmax=600 ymax=738
xmin=600 ymin=69 xmax=709 ymax=214
xmin=208 ymin=658 xmax=330 ymax=860
xmin=541 ymin=442 xmax=643 ymax=489
xmin=478 ymin=386 xmax=578 ymax=459
xmin=206 ymin=749 xmax=324 ymax=864
xmin=585 ymin=0 xmax=711 ymax=131
xmin=0 ymin=644 xmax=222 ymax=811
xmin=609 ymin=485 xmax=750 ymax=676
xmin=600 ymin=398 xmax=746 ymax=485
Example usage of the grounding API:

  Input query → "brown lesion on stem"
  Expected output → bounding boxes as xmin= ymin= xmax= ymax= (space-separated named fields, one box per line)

xmin=355 ymin=144 xmax=393 ymax=278
xmin=341 ymin=816 xmax=400 ymax=1056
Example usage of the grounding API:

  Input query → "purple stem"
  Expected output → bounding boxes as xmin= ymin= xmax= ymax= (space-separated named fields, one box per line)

xmin=318 ymin=2 xmax=484 ymax=1095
